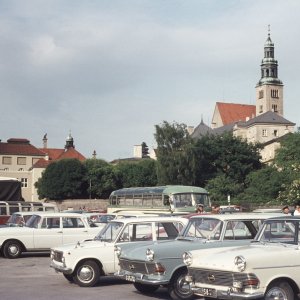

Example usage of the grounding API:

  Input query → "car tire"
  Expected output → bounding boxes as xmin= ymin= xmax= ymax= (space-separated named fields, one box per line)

xmin=73 ymin=260 xmax=100 ymax=287
xmin=168 ymin=269 xmax=193 ymax=300
xmin=63 ymin=273 xmax=74 ymax=283
xmin=133 ymin=282 xmax=159 ymax=294
xmin=265 ymin=280 xmax=294 ymax=300
xmin=3 ymin=240 xmax=23 ymax=259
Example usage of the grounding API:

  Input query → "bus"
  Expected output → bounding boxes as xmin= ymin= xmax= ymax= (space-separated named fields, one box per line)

xmin=107 ymin=185 xmax=210 ymax=214
xmin=0 ymin=201 xmax=58 ymax=225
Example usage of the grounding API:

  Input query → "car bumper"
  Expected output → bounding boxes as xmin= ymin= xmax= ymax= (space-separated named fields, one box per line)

xmin=50 ymin=261 xmax=73 ymax=274
xmin=115 ymin=269 xmax=169 ymax=285
xmin=192 ymin=286 xmax=264 ymax=300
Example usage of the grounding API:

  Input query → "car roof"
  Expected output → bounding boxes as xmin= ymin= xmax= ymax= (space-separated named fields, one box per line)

xmin=29 ymin=212 xmax=87 ymax=217
xmin=264 ymin=215 xmax=300 ymax=221
xmin=108 ymin=216 xmax=188 ymax=224
xmin=189 ymin=212 xmax=284 ymax=221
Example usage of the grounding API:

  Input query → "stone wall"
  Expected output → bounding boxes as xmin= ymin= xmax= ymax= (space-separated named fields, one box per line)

xmin=48 ymin=199 xmax=109 ymax=212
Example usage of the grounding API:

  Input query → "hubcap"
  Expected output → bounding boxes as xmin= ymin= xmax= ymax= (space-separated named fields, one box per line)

xmin=266 ymin=287 xmax=288 ymax=300
xmin=9 ymin=245 xmax=19 ymax=255
xmin=78 ymin=266 xmax=94 ymax=282
xmin=177 ymin=275 xmax=191 ymax=296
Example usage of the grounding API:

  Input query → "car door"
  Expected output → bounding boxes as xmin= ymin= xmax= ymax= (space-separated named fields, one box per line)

xmin=33 ymin=216 xmax=63 ymax=249
xmin=62 ymin=217 xmax=90 ymax=244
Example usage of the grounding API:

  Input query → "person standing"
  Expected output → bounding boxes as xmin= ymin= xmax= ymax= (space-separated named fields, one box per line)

xmin=282 ymin=205 xmax=290 ymax=214
xmin=195 ymin=204 xmax=204 ymax=214
xmin=211 ymin=203 xmax=220 ymax=214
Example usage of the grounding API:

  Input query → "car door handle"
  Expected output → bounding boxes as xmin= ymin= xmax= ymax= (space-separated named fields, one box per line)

xmin=57 ymin=231 xmax=63 ymax=233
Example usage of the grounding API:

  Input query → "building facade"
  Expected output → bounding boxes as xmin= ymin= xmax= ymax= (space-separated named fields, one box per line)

xmin=0 ymin=134 xmax=85 ymax=202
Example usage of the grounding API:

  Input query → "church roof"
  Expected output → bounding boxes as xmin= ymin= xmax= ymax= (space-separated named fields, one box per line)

xmin=191 ymin=119 xmax=213 ymax=139
xmin=216 ymin=102 xmax=256 ymax=125
xmin=39 ymin=147 xmax=86 ymax=162
xmin=240 ymin=111 xmax=295 ymax=127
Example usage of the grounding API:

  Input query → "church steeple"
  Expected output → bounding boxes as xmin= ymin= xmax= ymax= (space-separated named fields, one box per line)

xmin=65 ymin=131 xmax=75 ymax=149
xmin=256 ymin=26 xmax=284 ymax=116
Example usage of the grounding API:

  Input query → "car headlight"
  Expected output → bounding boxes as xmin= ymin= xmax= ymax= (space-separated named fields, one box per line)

xmin=183 ymin=251 xmax=193 ymax=266
xmin=146 ymin=248 xmax=154 ymax=261
xmin=115 ymin=245 xmax=122 ymax=257
xmin=234 ymin=255 xmax=246 ymax=271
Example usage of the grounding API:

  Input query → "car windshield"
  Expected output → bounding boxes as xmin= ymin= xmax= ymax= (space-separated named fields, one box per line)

xmin=257 ymin=220 xmax=298 ymax=244
xmin=179 ymin=218 xmax=223 ymax=240
xmin=95 ymin=221 xmax=124 ymax=242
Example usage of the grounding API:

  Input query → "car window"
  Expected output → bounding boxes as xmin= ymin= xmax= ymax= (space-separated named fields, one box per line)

xmin=41 ymin=217 xmax=60 ymax=229
xmin=156 ymin=222 xmax=181 ymax=240
xmin=261 ymin=220 xmax=296 ymax=244
xmin=62 ymin=217 xmax=85 ymax=228
xmin=118 ymin=223 xmax=153 ymax=242
xmin=224 ymin=221 xmax=254 ymax=240
xmin=184 ymin=218 xmax=223 ymax=240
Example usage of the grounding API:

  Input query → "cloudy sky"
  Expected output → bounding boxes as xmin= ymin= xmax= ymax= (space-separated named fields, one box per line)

xmin=1 ymin=0 xmax=300 ymax=161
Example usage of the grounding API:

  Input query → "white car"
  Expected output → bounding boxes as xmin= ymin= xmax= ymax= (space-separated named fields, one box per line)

xmin=184 ymin=215 xmax=300 ymax=300
xmin=50 ymin=216 xmax=188 ymax=287
xmin=0 ymin=212 xmax=100 ymax=259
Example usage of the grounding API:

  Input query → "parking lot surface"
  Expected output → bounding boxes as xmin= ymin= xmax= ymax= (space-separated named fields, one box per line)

xmin=0 ymin=253 xmax=174 ymax=300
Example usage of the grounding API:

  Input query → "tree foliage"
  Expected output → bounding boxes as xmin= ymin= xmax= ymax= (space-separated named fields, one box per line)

xmin=84 ymin=159 xmax=121 ymax=199
xmin=36 ymin=159 xmax=88 ymax=200
xmin=116 ymin=159 xmax=157 ymax=187
xmin=155 ymin=121 xmax=193 ymax=185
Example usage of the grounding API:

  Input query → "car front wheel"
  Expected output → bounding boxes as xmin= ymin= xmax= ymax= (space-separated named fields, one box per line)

xmin=133 ymin=282 xmax=159 ymax=294
xmin=73 ymin=260 xmax=100 ymax=287
xmin=168 ymin=269 xmax=193 ymax=300
xmin=3 ymin=240 xmax=23 ymax=259
xmin=265 ymin=280 xmax=294 ymax=300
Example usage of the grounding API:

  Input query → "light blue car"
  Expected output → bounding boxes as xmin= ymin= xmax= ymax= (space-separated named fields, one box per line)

xmin=115 ymin=213 xmax=281 ymax=300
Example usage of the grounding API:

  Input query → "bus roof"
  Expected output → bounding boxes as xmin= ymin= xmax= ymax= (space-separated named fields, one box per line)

xmin=110 ymin=185 xmax=208 ymax=196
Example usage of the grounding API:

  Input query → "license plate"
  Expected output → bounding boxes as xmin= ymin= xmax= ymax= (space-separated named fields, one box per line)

xmin=200 ymin=287 xmax=216 ymax=297
xmin=125 ymin=275 xmax=136 ymax=282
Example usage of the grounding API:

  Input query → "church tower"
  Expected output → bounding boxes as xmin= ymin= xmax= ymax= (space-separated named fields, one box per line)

xmin=256 ymin=27 xmax=284 ymax=116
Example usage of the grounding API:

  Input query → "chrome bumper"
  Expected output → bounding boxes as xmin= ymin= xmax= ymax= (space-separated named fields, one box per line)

xmin=192 ymin=287 xmax=264 ymax=300
xmin=115 ymin=269 xmax=169 ymax=285
xmin=50 ymin=261 xmax=73 ymax=274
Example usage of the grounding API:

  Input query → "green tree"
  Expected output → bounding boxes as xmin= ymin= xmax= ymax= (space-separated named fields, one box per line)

xmin=205 ymin=174 xmax=244 ymax=204
xmin=141 ymin=142 xmax=150 ymax=158
xmin=36 ymin=159 xmax=88 ymax=200
xmin=237 ymin=165 xmax=288 ymax=206
xmin=116 ymin=159 xmax=157 ymax=187
xmin=273 ymin=132 xmax=300 ymax=204
xmin=84 ymin=159 xmax=121 ymax=199
xmin=155 ymin=121 xmax=193 ymax=185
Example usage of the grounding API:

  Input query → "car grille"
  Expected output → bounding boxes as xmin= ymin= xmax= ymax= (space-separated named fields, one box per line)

xmin=52 ymin=250 xmax=64 ymax=263
xmin=119 ymin=258 xmax=159 ymax=274
xmin=188 ymin=267 xmax=258 ymax=287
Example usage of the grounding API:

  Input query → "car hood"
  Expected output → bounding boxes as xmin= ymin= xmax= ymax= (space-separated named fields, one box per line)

xmin=189 ymin=242 xmax=298 ymax=272
xmin=119 ymin=238 xmax=252 ymax=262
xmin=52 ymin=239 xmax=112 ymax=252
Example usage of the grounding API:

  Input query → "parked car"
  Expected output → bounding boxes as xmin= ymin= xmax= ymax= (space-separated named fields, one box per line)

xmin=184 ymin=215 xmax=300 ymax=300
xmin=115 ymin=213 xmax=282 ymax=300
xmin=0 ymin=212 xmax=100 ymax=259
xmin=50 ymin=216 xmax=188 ymax=287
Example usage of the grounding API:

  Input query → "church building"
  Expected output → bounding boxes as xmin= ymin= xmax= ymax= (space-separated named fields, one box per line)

xmin=193 ymin=29 xmax=295 ymax=163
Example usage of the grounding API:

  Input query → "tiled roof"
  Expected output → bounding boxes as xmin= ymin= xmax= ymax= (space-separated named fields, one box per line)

xmin=0 ymin=138 xmax=45 ymax=156
xmin=217 ymin=102 xmax=256 ymax=125
xmin=39 ymin=147 xmax=86 ymax=162
xmin=242 ymin=111 xmax=295 ymax=127
xmin=31 ymin=158 xmax=51 ymax=169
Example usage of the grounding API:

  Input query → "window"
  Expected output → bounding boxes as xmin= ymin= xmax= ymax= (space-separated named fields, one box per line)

xmin=271 ymin=89 xmax=279 ymax=98
xmin=62 ymin=217 xmax=85 ymax=228
xmin=262 ymin=129 xmax=268 ymax=137
xmin=274 ymin=130 xmax=278 ymax=137
xmin=272 ymin=104 xmax=278 ymax=112
xmin=259 ymin=90 xmax=264 ymax=99
xmin=259 ymin=105 xmax=263 ymax=113
xmin=41 ymin=217 xmax=60 ymax=229
xmin=17 ymin=157 xmax=26 ymax=165
xmin=18 ymin=168 xmax=24 ymax=171
xmin=2 ymin=156 xmax=12 ymax=165
xmin=21 ymin=178 xmax=28 ymax=188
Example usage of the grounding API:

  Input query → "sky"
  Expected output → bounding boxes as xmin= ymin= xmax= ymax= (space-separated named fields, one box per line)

xmin=1 ymin=0 xmax=300 ymax=162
